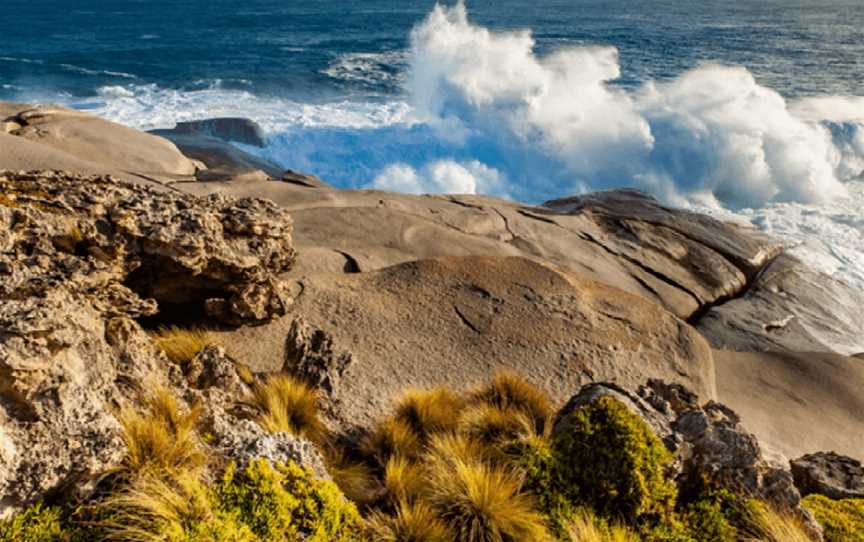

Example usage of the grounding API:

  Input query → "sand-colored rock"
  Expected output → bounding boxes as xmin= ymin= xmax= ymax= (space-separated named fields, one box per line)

xmin=714 ymin=349 xmax=864 ymax=460
xmin=216 ymin=255 xmax=715 ymax=430
xmin=1 ymin=103 xmax=197 ymax=183
xmin=698 ymin=254 xmax=864 ymax=355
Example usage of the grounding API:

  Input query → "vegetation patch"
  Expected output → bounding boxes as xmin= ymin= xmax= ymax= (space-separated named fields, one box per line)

xmin=803 ymin=495 xmax=864 ymax=542
xmin=246 ymin=373 xmax=327 ymax=443
xmin=151 ymin=326 xmax=213 ymax=366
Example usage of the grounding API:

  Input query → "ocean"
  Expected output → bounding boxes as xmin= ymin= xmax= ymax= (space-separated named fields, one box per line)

xmin=1 ymin=0 xmax=863 ymax=289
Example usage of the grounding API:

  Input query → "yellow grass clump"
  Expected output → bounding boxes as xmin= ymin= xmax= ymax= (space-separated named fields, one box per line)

xmin=362 ymin=417 xmax=424 ymax=467
xmin=150 ymin=326 xmax=213 ymax=366
xmin=562 ymin=509 xmax=641 ymax=542
xmin=740 ymin=502 xmax=814 ymax=542
xmin=117 ymin=388 xmax=206 ymax=478
xmin=424 ymin=454 xmax=550 ymax=542
xmin=393 ymin=387 xmax=466 ymax=439
xmin=246 ymin=373 xmax=327 ymax=442
xmin=383 ymin=455 xmax=427 ymax=503
xmin=367 ymin=499 xmax=453 ymax=542
xmin=469 ymin=370 xmax=552 ymax=435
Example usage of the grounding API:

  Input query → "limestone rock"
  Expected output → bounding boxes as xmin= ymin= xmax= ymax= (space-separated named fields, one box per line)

xmin=0 ymin=169 xmax=297 ymax=512
xmin=791 ymin=452 xmax=864 ymax=500
xmin=4 ymin=104 xmax=198 ymax=182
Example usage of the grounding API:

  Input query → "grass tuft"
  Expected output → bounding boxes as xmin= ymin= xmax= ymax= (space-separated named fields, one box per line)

xmin=246 ymin=373 xmax=327 ymax=443
xmin=393 ymin=387 xmax=466 ymax=440
xmin=362 ymin=417 xmax=424 ymax=467
xmin=459 ymin=403 xmax=540 ymax=446
xmin=424 ymin=454 xmax=550 ymax=542
xmin=562 ymin=508 xmax=641 ymax=542
xmin=151 ymin=326 xmax=213 ymax=366
xmin=739 ymin=502 xmax=814 ymax=542
xmin=469 ymin=371 xmax=552 ymax=435
xmin=367 ymin=499 xmax=453 ymax=542
xmin=117 ymin=388 xmax=206 ymax=478
xmin=383 ymin=455 xmax=427 ymax=503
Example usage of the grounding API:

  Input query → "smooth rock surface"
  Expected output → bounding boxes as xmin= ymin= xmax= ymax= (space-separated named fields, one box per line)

xmin=714 ymin=349 xmax=864 ymax=460
xmin=215 ymin=256 xmax=716 ymax=430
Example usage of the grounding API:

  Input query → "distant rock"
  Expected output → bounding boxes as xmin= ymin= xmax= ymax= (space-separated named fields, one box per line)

xmin=1 ymin=103 xmax=197 ymax=183
xmin=173 ymin=117 xmax=268 ymax=147
xmin=791 ymin=452 xmax=864 ymax=500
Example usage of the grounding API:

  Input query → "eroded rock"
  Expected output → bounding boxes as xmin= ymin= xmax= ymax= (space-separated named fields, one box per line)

xmin=791 ymin=452 xmax=864 ymax=500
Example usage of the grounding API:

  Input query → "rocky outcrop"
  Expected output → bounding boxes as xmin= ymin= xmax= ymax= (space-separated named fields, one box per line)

xmin=791 ymin=452 xmax=864 ymax=500
xmin=214 ymin=256 xmax=716 ymax=430
xmin=556 ymin=381 xmax=806 ymax=515
xmin=0 ymin=170 xmax=297 ymax=512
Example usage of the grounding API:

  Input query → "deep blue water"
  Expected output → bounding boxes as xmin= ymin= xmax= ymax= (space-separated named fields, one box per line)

xmin=2 ymin=0 xmax=863 ymax=103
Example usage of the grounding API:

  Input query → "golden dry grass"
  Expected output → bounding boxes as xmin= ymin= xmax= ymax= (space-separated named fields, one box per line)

xmin=367 ymin=499 xmax=453 ymax=542
xmin=246 ymin=374 xmax=327 ymax=442
xmin=740 ymin=503 xmax=815 ymax=542
xmin=469 ymin=371 xmax=552 ymax=435
xmin=362 ymin=417 xmax=424 ymax=467
xmin=458 ymin=403 xmax=541 ymax=446
xmin=393 ymin=387 xmax=466 ymax=439
xmin=383 ymin=456 xmax=427 ymax=503
xmin=117 ymin=388 xmax=205 ymax=478
xmin=562 ymin=509 xmax=640 ymax=542
xmin=101 ymin=471 xmax=217 ymax=542
xmin=424 ymin=455 xmax=550 ymax=542
xmin=327 ymin=454 xmax=382 ymax=506
xmin=150 ymin=326 xmax=213 ymax=366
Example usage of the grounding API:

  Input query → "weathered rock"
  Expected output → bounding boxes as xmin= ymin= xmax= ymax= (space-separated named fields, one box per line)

xmin=0 ymin=170 xmax=296 ymax=325
xmin=791 ymin=452 xmax=864 ymax=500
xmin=0 ymin=169 xmax=297 ymax=513
xmin=215 ymin=256 xmax=716 ymax=431
xmin=172 ymin=117 xmax=268 ymax=147
xmin=697 ymin=254 xmax=864 ymax=355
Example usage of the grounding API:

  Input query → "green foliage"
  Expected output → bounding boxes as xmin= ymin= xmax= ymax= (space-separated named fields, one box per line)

xmin=215 ymin=459 xmax=364 ymax=542
xmin=550 ymin=396 xmax=678 ymax=524
xmin=803 ymin=495 xmax=864 ymax=542
xmin=0 ymin=505 xmax=65 ymax=542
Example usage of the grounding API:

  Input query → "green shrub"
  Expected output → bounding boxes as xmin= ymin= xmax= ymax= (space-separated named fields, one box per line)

xmin=550 ymin=396 xmax=678 ymax=524
xmin=803 ymin=495 xmax=864 ymax=542
xmin=0 ymin=505 xmax=65 ymax=542
xmin=215 ymin=459 xmax=364 ymax=542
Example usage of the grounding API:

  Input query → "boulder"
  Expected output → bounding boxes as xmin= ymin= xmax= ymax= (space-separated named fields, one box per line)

xmin=172 ymin=117 xmax=268 ymax=147
xmin=791 ymin=452 xmax=864 ymax=500
xmin=214 ymin=256 xmax=716 ymax=430
xmin=0 ymin=169 xmax=298 ymax=512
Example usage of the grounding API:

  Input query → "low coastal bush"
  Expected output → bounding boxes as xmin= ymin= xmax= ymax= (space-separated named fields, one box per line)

xmin=803 ymin=495 xmax=864 ymax=542
xmin=215 ymin=459 xmax=364 ymax=542
xmin=0 ymin=504 xmax=66 ymax=542
xmin=151 ymin=326 xmax=213 ymax=366
xmin=551 ymin=396 xmax=678 ymax=524
xmin=246 ymin=373 xmax=327 ymax=442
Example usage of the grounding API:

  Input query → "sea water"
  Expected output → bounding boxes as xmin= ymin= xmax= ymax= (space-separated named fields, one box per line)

xmin=1 ymin=0 xmax=862 ymax=290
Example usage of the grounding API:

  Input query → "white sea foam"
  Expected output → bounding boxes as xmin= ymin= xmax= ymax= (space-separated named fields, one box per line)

xmin=49 ymin=2 xmax=864 ymax=292
xmin=323 ymin=51 xmax=409 ymax=88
